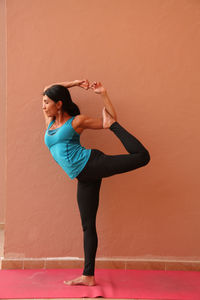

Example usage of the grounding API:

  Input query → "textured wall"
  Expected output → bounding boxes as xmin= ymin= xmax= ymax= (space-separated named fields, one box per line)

xmin=0 ymin=0 xmax=6 ymax=224
xmin=4 ymin=0 xmax=200 ymax=261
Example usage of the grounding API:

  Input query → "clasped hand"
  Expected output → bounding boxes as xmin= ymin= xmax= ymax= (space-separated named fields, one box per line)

xmin=75 ymin=79 xmax=106 ymax=95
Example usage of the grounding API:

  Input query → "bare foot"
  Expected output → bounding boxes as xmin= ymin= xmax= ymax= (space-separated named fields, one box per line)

xmin=63 ymin=275 xmax=96 ymax=286
xmin=102 ymin=107 xmax=116 ymax=129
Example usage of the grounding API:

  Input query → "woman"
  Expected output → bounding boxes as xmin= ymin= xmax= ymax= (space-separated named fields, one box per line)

xmin=42 ymin=79 xmax=150 ymax=286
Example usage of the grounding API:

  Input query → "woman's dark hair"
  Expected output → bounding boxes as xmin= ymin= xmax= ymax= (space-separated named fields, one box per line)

xmin=42 ymin=85 xmax=80 ymax=116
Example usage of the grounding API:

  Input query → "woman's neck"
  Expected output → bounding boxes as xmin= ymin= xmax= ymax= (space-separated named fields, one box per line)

xmin=54 ymin=112 xmax=71 ymax=126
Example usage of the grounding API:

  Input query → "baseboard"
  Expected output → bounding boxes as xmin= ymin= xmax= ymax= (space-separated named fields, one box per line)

xmin=1 ymin=257 xmax=200 ymax=271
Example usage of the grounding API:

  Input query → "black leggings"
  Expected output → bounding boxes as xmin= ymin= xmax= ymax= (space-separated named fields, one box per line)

xmin=76 ymin=121 xmax=150 ymax=276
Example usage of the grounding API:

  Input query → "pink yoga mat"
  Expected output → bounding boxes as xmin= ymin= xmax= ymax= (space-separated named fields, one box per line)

xmin=0 ymin=268 xmax=200 ymax=299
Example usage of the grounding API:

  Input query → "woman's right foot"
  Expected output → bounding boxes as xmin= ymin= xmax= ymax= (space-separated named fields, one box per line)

xmin=102 ymin=107 xmax=116 ymax=129
xmin=63 ymin=275 xmax=96 ymax=286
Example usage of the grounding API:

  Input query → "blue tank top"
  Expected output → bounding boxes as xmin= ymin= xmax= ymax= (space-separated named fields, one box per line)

xmin=44 ymin=116 xmax=91 ymax=179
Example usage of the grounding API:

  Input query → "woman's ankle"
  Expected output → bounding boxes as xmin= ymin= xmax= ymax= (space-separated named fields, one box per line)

xmin=109 ymin=121 xmax=118 ymax=130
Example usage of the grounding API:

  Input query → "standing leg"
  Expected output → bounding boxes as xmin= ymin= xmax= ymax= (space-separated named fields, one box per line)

xmin=77 ymin=178 xmax=102 ymax=276
xmin=64 ymin=178 xmax=102 ymax=286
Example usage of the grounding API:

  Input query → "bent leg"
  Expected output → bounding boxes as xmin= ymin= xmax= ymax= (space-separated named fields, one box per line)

xmin=107 ymin=122 xmax=150 ymax=174
xmin=77 ymin=178 xmax=102 ymax=276
xmin=99 ymin=151 xmax=150 ymax=178
xmin=77 ymin=122 xmax=150 ymax=181
xmin=109 ymin=121 xmax=149 ymax=154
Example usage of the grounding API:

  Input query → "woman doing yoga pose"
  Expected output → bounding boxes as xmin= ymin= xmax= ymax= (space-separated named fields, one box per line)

xmin=42 ymin=79 xmax=150 ymax=286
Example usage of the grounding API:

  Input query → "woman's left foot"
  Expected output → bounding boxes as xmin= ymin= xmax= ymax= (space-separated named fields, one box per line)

xmin=102 ymin=107 xmax=116 ymax=129
xmin=63 ymin=275 xmax=96 ymax=286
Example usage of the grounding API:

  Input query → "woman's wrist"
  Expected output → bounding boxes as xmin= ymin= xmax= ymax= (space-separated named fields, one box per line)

xmin=100 ymin=89 xmax=107 ymax=96
xmin=73 ymin=80 xmax=81 ymax=87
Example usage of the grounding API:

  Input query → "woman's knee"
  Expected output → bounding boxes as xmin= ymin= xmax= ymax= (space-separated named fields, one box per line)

xmin=82 ymin=219 xmax=97 ymax=232
xmin=141 ymin=150 xmax=151 ymax=166
xmin=129 ymin=150 xmax=150 ymax=168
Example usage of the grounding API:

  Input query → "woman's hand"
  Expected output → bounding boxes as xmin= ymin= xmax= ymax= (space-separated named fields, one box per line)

xmin=89 ymin=81 xmax=106 ymax=95
xmin=71 ymin=79 xmax=107 ymax=95
xmin=74 ymin=79 xmax=90 ymax=90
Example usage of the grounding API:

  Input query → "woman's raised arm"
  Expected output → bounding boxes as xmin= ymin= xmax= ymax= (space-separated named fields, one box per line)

xmin=43 ymin=110 xmax=54 ymax=129
xmin=90 ymin=82 xmax=117 ymax=121
xmin=43 ymin=79 xmax=90 ymax=92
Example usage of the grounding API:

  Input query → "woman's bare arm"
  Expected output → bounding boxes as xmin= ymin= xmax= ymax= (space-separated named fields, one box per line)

xmin=43 ymin=110 xmax=54 ymax=129
xmin=73 ymin=115 xmax=103 ymax=130
xmin=72 ymin=82 xmax=117 ymax=130
xmin=90 ymin=82 xmax=117 ymax=121
xmin=43 ymin=79 xmax=90 ymax=92
xmin=43 ymin=80 xmax=77 ymax=92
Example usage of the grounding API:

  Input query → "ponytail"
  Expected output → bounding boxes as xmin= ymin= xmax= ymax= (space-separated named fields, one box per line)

xmin=62 ymin=101 xmax=80 ymax=116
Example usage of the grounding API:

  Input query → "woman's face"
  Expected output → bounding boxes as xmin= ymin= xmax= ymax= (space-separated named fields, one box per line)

xmin=42 ymin=95 xmax=61 ymax=117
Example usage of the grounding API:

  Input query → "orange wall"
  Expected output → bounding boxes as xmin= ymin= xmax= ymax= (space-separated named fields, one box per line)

xmin=0 ymin=0 xmax=6 ymax=224
xmin=4 ymin=0 xmax=200 ymax=261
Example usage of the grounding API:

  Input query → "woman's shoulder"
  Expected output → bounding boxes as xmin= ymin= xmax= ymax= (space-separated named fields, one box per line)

xmin=71 ymin=114 xmax=87 ymax=134
xmin=73 ymin=114 xmax=87 ymax=125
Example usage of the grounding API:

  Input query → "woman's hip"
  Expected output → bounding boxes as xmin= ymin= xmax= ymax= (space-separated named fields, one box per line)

xmin=76 ymin=149 xmax=105 ymax=181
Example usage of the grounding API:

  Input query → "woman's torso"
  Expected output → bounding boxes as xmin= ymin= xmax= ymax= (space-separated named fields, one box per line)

xmin=44 ymin=116 xmax=91 ymax=179
xmin=49 ymin=116 xmax=84 ymax=135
